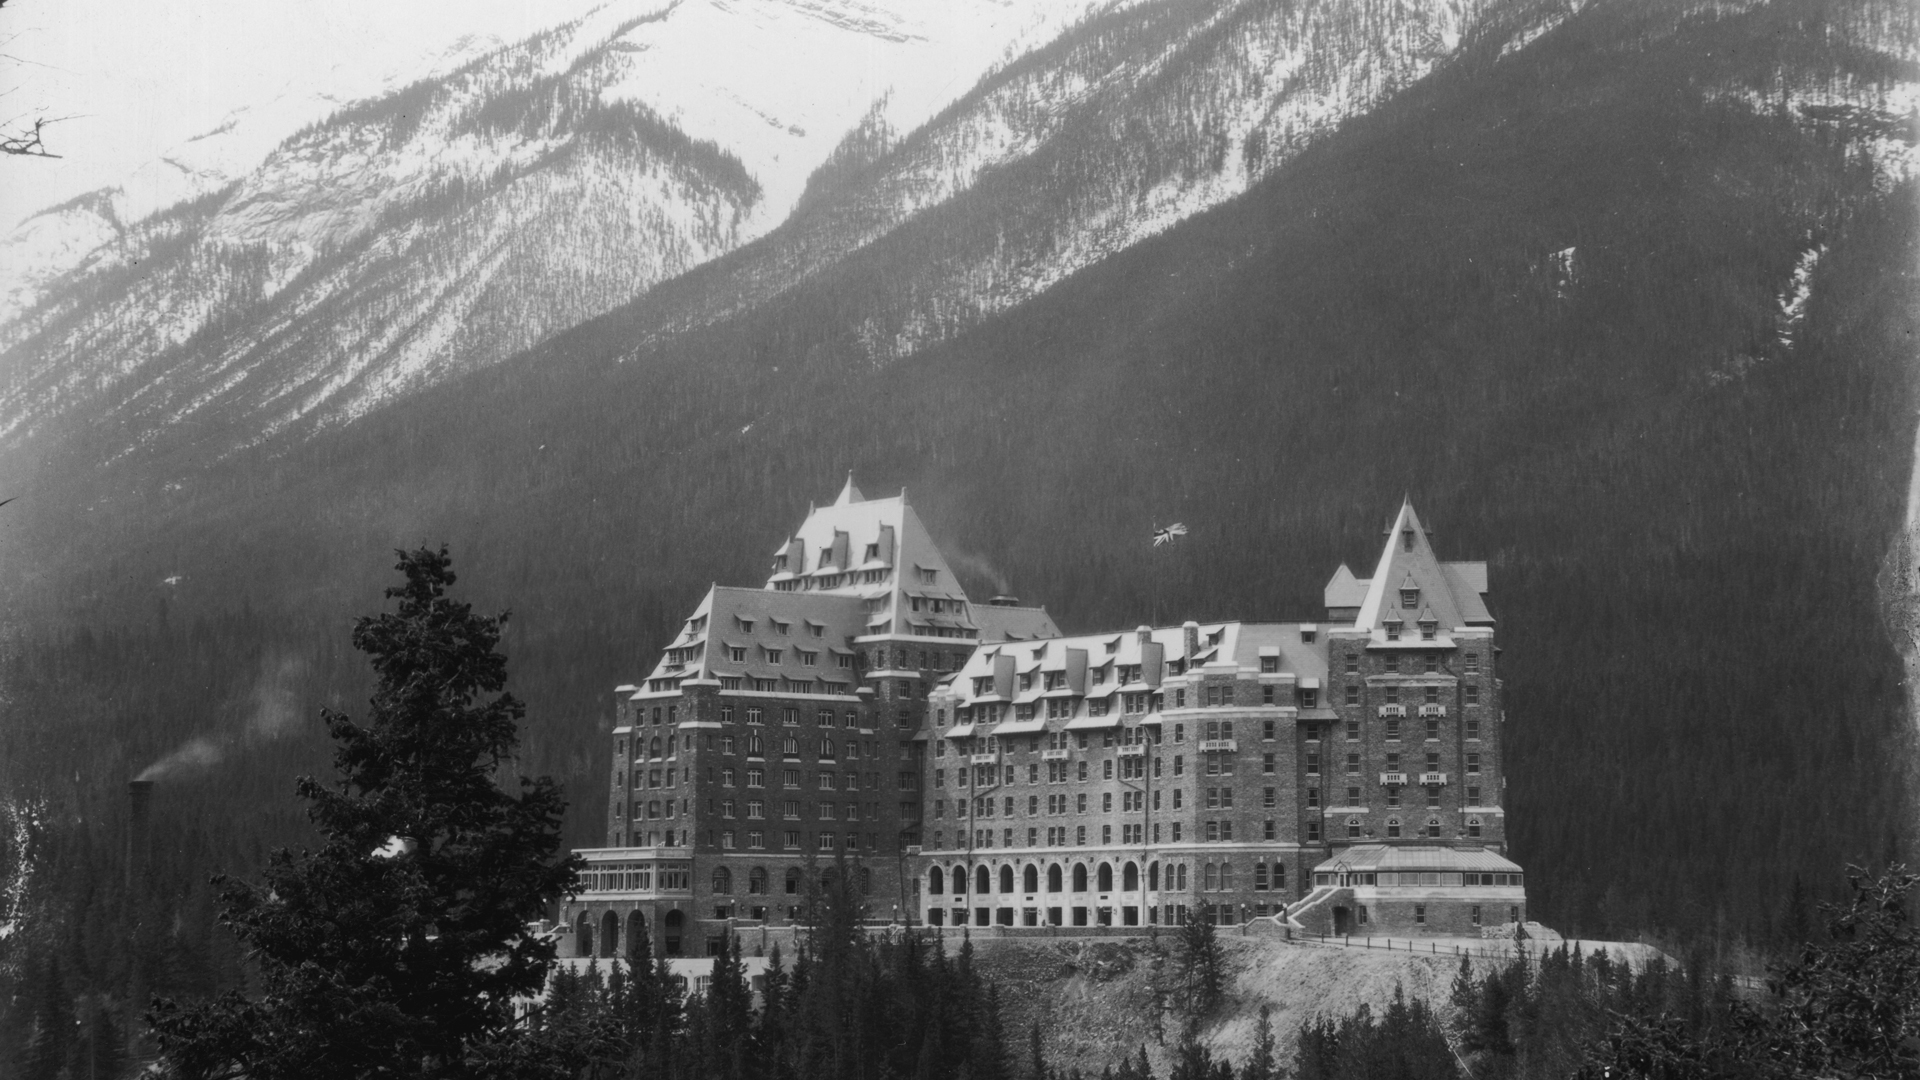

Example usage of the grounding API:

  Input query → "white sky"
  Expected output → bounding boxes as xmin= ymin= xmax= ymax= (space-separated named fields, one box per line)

xmin=0 ymin=0 xmax=605 ymax=228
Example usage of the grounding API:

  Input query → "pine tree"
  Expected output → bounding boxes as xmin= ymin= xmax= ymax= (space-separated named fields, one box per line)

xmin=148 ymin=547 xmax=581 ymax=1080
xmin=1238 ymin=1005 xmax=1276 ymax=1080
xmin=1178 ymin=917 xmax=1224 ymax=1017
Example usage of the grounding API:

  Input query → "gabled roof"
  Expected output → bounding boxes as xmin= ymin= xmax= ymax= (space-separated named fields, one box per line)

xmin=764 ymin=477 xmax=981 ymax=639
xmin=973 ymin=604 xmax=1061 ymax=643
xmin=1324 ymin=564 xmax=1368 ymax=610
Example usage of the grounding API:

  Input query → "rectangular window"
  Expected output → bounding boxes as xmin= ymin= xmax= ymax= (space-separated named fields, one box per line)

xmin=1262 ymin=752 xmax=1276 ymax=774
xmin=1306 ymin=753 xmax=1319 ymax=776
xmin=1306 ymin=787 xmax=1318 ymax=808
xmin=1307 ymin=821 xmax=1320 ymax=842
xmin=1345 ymin=753 xmax=1360 ymax=775
xmin=1415 ymin=904 xmax=1427 ymax=925
xmin=1345 ymin=720 xmax=1359 ymax=741
xmin=1467 ymin=753 xmax=1481 ymax=774
xmin=1346 ymin=684 xmax=1360 ymax=705
xmin=1467 ymin=786 xmax=1481 ymax=804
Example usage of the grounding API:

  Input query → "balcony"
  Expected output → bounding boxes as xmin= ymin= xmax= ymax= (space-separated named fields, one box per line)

xmin=1418 ymin=704 xmax=1447 ymax=717
xmin=1420 ymin=772 xmax=1449 ymax=786
xmin=1199 ymin=739 xmax=1237 ymax=753
xmin=1376 ymin=705 xmax=1406 ymax=717
xmin=1117 ymin=744 xmax=1146 ymax=757
xmin=970 ymin=753 xmax=999 ymax=765
xmin=1379 ymin=772 xmax=1409 ymax=786
xmin=1041 ymin=749 xmax=1070 ymax=761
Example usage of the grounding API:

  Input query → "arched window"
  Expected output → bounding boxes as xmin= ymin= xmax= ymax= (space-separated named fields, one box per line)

xmin=1467 ymin=817 xmax=1482 ymax=838
xmin=1205 ymin=863 xmax=1218 ymax=890
xmin=860 ymin=867 xmax=872 ymax=893
xmin=930 ymin=867 xmax=945 ymax=895
xmin=600 ymin=910 xmax=620 ymax=958
xmin=1220 ymin=863 xmax=1233 ymax=889
xmin=712 ymin=867 xmax=733 ymax=895
xmin=749 ymin=867 xmax=769 ymax=894
xmin=1123 ymin=862 xmax=1139 ymax=891
xmin=1426 ymin=817 xmax=1442 ymax=838
xmin=999 ymin=865 xmax=1014 ymax=893
xmin=626 ymin=910 xmax=648 ymax=962
xmin=1387 ymin=818 xmax=1401 ymax=838
xmin=785 ymin=868 xmax=803 ymax=895
xmin=1072 ymin=864 xmax=1089 ymax=892
xmin=1024 ymin=865 xmax=1040 ymax=893
xmin=1097 ymin=863 xmax=1114 ymax=892
xmin=1177 ymin=863 xmax=1188 ymax=890
xmin=1346 ymin=817 xmax=1361 ymax=839
xmin=663 ymin=910 xmax=684 ymax=957
xmin=1149 ymin=862 xmax=1160 ymax=891
xmin=953 ymin=865 xmax=967 ymax=894
xmin=649 ymin=737 xmax=661 ymax=758
xmin=575 ymin=911 xmax=594 ymax=958
xmin=1274 ymin=863 xmax=1286 ymax=890
xmin=976 ymin=865 xmax=991 ymax=895
xmin=1048 ymin=864 xmax=1064 ymax=893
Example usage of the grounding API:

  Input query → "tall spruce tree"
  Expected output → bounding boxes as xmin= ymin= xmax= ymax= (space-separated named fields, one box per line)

xmin=148 ymin=547 xmax=580 ymax=1080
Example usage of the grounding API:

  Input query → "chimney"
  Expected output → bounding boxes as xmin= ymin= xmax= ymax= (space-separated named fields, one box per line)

xmin=1183 ymin=621 xmax=1201 ymax=663
xmin=127 ymin=779 xmax=153 ymax=891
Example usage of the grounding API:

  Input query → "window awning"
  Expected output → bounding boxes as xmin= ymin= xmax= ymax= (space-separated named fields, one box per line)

xmin=1064 ymin=713 xmax=1122 ymax=731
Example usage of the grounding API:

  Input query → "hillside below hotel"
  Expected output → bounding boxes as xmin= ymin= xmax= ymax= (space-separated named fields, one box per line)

xmin=559 ymin=480 xmax=1522 ymax=957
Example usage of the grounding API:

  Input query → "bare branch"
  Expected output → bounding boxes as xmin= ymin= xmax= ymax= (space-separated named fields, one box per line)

xmin=2 ymin=115 xmax=61 ymax=157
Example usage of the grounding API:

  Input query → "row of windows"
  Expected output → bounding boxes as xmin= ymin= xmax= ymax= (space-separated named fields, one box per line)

xmin=926 ymin=857 xmax=1290 ymax=896
xmin=701 ymin=829 xmax=878 ymax=852
xmin=714 ymin=767 xmax=881 ymax=790
xmin=1305 ymin=784 xmax=1486 ymax=807
xmin=1304 ymin=750 xmax=1482 ymax=775
xmin=1334 ymin=816 xmax=1488 ymax=839
xmin=1343 ymin=651 xmax=1483 ymax=674
xmin=925 ymin=816 xmax=1285 ymax=849
xmin=713 ymin=798 xmax=881 ymax=821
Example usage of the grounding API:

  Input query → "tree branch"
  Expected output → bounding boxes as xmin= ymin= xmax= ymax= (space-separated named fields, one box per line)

xmin=1 ymin=116 xmax=61 ymax=157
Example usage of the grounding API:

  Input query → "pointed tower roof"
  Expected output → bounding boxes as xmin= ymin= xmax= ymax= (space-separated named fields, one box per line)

xmin=834 ymin=473 xmax=864 ymax=506
xmin=1353 ymin=501 xmax=1492 ymax=631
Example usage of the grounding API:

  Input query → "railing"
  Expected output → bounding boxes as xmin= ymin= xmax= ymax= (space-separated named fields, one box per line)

xmin=1117 ymin=744 xmax=1146 ymax=757
xmin=1418 ymin=704 xmax=1447 ymax=717
xmin=1199 ymin=739 xmax=1237 ymax=753
xmin=1420 ymin=772 xmax=1449 ymax=786
xmin=1377 ymin=705 xmax=1406 ymax=717
xmin=970 ymin=753 xmax=999 ymax=765
xmin=1379 ymin=772 xmax=1409 ymax=785
xmin=1041 ymin=749 xmax=1070 ymax=761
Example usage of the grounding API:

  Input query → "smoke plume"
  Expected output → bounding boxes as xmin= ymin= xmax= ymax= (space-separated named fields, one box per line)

xmin=133 ymin=653 xmax=310 ymax=782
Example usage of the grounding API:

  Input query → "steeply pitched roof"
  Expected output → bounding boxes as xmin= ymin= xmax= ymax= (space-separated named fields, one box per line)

xmin=1353 ymin=500 xmax=1493 ymax=631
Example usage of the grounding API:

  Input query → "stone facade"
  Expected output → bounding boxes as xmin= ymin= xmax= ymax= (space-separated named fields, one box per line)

xmin=562 ymin=489 xmax=1521 ymax=955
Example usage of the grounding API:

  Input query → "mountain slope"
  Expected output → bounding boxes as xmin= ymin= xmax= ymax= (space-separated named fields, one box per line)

xmin=0 ymin=0 xmax=1107 ymax=455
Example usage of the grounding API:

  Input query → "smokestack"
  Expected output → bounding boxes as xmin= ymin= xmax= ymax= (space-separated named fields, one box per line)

xmin=127 ymin=779 xmax=153 ymax=891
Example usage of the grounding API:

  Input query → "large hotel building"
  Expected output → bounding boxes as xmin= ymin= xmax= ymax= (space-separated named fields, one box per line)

xmin=560 ymin=479 xmax=1525 ymax=958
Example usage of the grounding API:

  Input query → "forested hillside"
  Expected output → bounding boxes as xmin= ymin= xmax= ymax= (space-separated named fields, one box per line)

xmin=0 ymin=0 xmax=1916 ymax=1069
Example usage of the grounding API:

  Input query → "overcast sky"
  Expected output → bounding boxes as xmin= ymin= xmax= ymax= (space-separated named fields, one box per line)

xmin=0 ymin=0 xmax=602 ymax=227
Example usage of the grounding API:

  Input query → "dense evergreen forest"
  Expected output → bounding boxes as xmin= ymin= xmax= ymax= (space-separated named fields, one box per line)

xmin=1 ymin=0 xmax=1917 ymax=1074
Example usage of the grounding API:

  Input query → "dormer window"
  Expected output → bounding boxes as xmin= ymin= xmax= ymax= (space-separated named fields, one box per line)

xmin=728 ymin=647 xmax=747 ymax=663
xmin=1300 ymin=627 xmax=1316 ymax=644
xmin=1384 ymin=619 xmax=1402 ymax=641
xmin=737 ymin=618 xmax=755 ymax=634
xmin=772 ymin=620 xmax=790 ymax=635
xmin=1401 ymin=588 xmax=1419 ymax=610
xmin=864 ymin=543 xmax=880 ymax=561
xmin=765 ymin=649 xmax=783 ymax=664
xmin=1420 ymin=620 xmax=1436 ymax=641
xmin=918 ymin=567 xmax=938 ymax=584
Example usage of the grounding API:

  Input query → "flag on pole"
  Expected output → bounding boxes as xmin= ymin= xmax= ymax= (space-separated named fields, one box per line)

xmin=1152 ymin=522 xmax=1188 ymax=546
